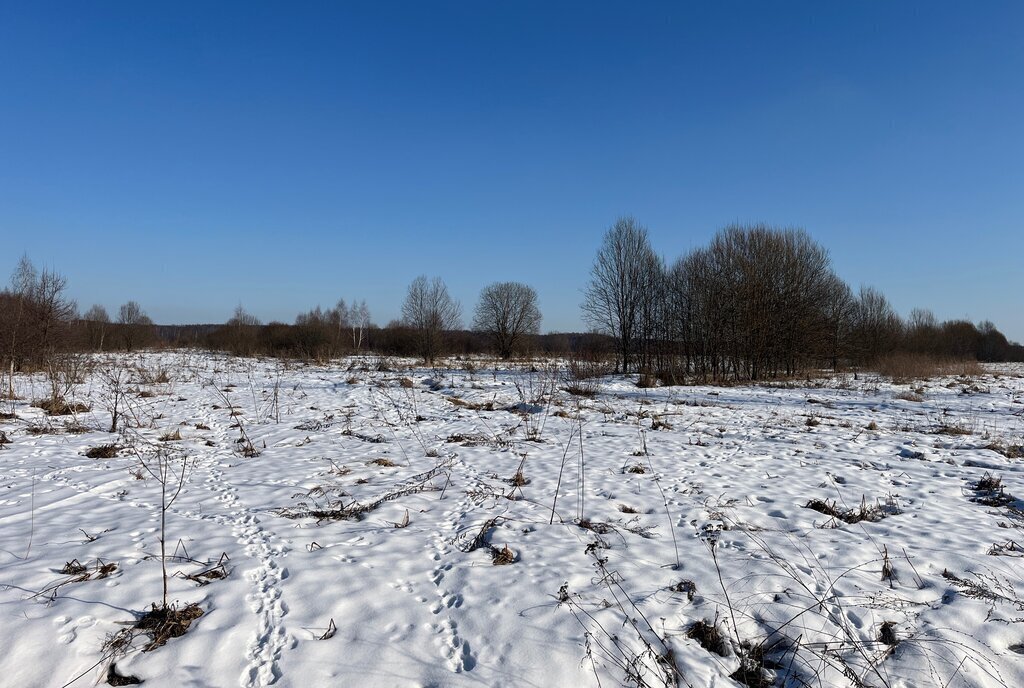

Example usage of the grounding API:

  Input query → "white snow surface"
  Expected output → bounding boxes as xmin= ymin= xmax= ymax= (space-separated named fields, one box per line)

xmin=1 ymin=351 xmax=1023 ymax=688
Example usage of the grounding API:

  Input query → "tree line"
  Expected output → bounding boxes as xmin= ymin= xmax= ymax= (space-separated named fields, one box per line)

xmin=581 ymin=218 xmax=1022 ymax=381
xmin=2 ymin=221 xmax=1021 ymax=386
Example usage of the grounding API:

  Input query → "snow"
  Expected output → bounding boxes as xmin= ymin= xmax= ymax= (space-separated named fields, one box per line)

xmin=1 ymin=351 xmax=1023 ymax=687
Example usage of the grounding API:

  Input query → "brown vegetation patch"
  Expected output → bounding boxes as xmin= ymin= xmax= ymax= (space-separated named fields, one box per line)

xmin=32 ymin=398 xmax=90 ymax=416
xmin=805 ymin=496 xmax=897 ymax=524
xmin=972 ymin=473 xmax=1016 ymax=507
xmin=86 ymin=444 xmax=119 ymax=459
xmin=135 ymin=602 xmax=204 ymax=651
xmin=986 ymin=442 xmax=1024 ymax=460
xmin=158 ymin=429 xmax=182 ymax=442
xmin=687 ymin=620 xmax=727 ymax=656
xmin=874 ymin=353 xmax=984 ymax=383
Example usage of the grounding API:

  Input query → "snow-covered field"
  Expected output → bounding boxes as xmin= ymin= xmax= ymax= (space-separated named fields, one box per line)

xmin=2 ymin=351 xmax=1023 ymax=688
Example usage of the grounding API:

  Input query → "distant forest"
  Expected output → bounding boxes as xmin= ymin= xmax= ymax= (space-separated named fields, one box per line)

xmin=2 ymin=222 xmax=1022 ymax=387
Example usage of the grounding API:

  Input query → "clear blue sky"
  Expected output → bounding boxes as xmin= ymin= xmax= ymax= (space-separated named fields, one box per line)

xmin=2 ymin=2 xmax=1022 ymax=340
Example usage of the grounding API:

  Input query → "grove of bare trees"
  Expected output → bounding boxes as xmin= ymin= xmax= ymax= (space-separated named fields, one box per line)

xmin=582 ymin=221 xmax=1021 ymax=382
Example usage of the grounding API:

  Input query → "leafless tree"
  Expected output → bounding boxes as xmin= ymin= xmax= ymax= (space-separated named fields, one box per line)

xmin=472 ymin=282 xmax=541 ymax=359
xmin=98 ymin=355 xmax=133 ymax=432
xmin=117 ymin=300 xmax=153 ymax=352
xmin=223 ymin=305 xmax=261 ymax=356
xmin=1 ymin=256 xmax=77 ymax=392
xmin=328 ymin=299 xmax=349 ymax=352
xmin=581 ymin=217 xmax=660 ymax=373
xmin=83 ymin=304 xmax=111 ymax=351
xmin=348 ymin=299 xmax=371 ymax=351
xmin=401 ymin=275 xmax=461 ymax=364
xmin=127 ymin=432 xmax=193 ymax=610
xmin=850 ymin=286 xmax=903 ymax=365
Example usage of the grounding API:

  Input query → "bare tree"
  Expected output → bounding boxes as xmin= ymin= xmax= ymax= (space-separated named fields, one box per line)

xmin=224 ymin=304 xmax=261 ymax=356
xmin=348 ymin=300 xmax=371 ymax=351
xmin=581 ymin=217 xmax=660 ymax=373
xmin=83 ymin=304 xmax=111 ymax=351
xmin=329 ymin=298 xmax=349 ymax=352
xmin=1 ymin=256 xmax=77 ymax=392
xmin=117 ymin=300 xmax=153 ymax=352
xmin=472 ymin=282 xmax=541 ymax=359
xmin=850 ymin=286 xmax=903 ymax=365
xmin=401 ymin=276 xmax=461 ymax=364
xmin=98 ymin=355 xmax=133 ymax=432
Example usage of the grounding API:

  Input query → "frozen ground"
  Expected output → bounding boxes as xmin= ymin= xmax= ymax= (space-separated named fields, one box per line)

xmin=1 ymin=351 xmax=1023 ymax=688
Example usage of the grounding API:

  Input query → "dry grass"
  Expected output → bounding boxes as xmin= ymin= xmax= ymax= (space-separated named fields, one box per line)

xmin=86 ymin=444 xmax=119 ymax=459
xmin=32 ymin=398 xmax=90 ymax=416
xmin=985 ymin=441 xmax=1024 ymax=459
xmin=158 ymin=428 xmax=183 ymax=442
xmin=934 ymin=422 xmax=972 ymax=436
xmin=134 ymin=602 xmax=204 ymax=651
xmin=873 ymin=353 xmax=984 ymax=383
xmin=687 ymin=619 xmax=727 ymax=656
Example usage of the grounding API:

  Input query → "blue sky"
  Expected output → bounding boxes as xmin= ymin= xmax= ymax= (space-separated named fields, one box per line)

xmin=1 ymin=2 xmax=1022 ymax=339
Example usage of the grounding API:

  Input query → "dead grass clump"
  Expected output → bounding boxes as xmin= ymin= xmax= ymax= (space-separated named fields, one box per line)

xmin=0 ymin=430 xmax=9 ymax=445
xmin=805 ymin=496 xmax=895 ymax=524
xmin=181 ymin=554 xmax=230 ymax=586
xmin=730 ymin=645 xmax=774 ymax=688
xmin=618 ymin=504 xmax=639 ymax=514
xmin=972 ymin=473 xmax=1015 ymax=507
xmin=368 ymin=457 xmax=397 ymax=467
xmin=636 ymin=373 xmax=658 ymax=388
xmin=894 ymin=391 xmax=924 ymax=402
xmin=491 ymin=544 xmax=516 ymax=565
xmin=626 ymin=464 xmax=646 ymax=474
xmin=865 ymin=420 xmax=879 ymax=431
xmin=135 ymin=602 xmax=204 ymax=651
xmin=60 ymin=559 xmax=88 ymax=576
xmin=577 ymin=518 xmax=614 ymax=534
xmin=159 ymin=429 xmax=183 ymax=442
xmin=563 ymin=381 xmax=599 ymax=397
xmin=59 ymin=558 xmax=118 ymax=582
xmin=986 ymin=441 xmax=1024 ymax=459
xmin=446 ymin=396 xmax=495 ymax=411
xmin=650 ymin=416 xmax=673 ymax=431
xmin=86 ymin=444 xmax=119 ymax=459
xmin=687 ymin=619 xmax=727 ymax=656
xmin=669 ymin=579 xmax=697 ymax=601
xmin=137 ymin=366 xmax=172 ymax=385
xmin=194 ymin=423 xmax=211 ymax=430
xmin=934 ymin=422 xmax=972 ymax=436
xmin=445 ymin=432 xmax=490 ymax=446
xmin=32 ymin=398 xmax=90 ymax=416
xmin=563 ymin=356 xmax=608 ymax=397
xmin=0 ymin=411 xmax=16 ymax=421
xmin=398 ymin=377 xmax=414 ymax=388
